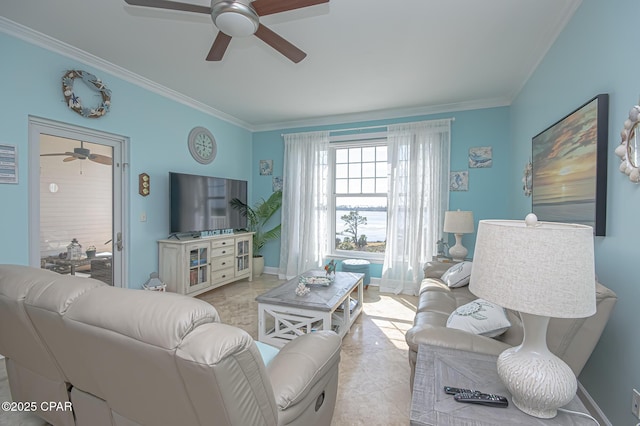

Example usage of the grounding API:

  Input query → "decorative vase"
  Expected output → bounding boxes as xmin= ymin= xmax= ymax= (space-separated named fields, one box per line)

xmin=86 ymin=250 xmax=96 ymax=259
xmin=253 ymin=256 xmax=264 ymax=278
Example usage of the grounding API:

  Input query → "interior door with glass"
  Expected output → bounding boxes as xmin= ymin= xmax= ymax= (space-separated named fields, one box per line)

xmin=29 ymin=117 xmax=127 ymax=287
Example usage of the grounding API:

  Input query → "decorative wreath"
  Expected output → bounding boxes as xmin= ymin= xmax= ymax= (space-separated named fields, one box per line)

xmin=62 ymin=70 xmax=111 ymax=118
xmin=615 ymin=105 xmax=640 ymax=183
xmin=522 ymin=160 xmax=532 ymax=197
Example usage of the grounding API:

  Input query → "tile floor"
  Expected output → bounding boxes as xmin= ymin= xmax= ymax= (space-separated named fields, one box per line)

xmin=0 ymin=274 xmax=419 ymax=426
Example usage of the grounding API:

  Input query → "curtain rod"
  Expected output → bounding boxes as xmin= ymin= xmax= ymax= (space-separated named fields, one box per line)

xmin=281 ymin=117 xmax=455 ymax=137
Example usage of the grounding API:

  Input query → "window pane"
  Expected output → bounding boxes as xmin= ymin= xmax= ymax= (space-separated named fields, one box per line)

xmin=348 ymin=148 xmax=361 ymax=162
xmin=336 ymin=179 xmax=348 ymax=193
xmin=362 ymin=178 xmax=375 ymax=193
xmin=335 ymin=196 xmax=387 ymax=254
xmin=362 ymin=162 xmax=376 ymax=178
xmin=348 ymin=163 xmax=361 ymax=178
xmin=376 ymin=161 xmax=388 ymax=177
xmin=336 ymin=164 xmax=348 ymax=179
xmin=376 ymin=178 xmax=387 ymax=193
xmin=362 ymin=147 xmax=376 ymax=162
xmin=376 ymin=146 xmax=387 ymax=162
xmin=336 ymin=149 xmax=349 ymax=163
xmin=348 ymin=179 xmax=361 ymax=193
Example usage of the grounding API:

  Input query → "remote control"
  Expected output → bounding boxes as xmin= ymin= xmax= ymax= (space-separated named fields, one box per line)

xmin=443 ymin=386 xmax=480 ymax=395
xmin=454 ymin=392 xmax=509 ymax=408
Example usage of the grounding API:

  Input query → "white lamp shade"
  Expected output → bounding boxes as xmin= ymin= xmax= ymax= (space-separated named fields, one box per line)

xmin=469 ymin=215 xmax=596 ymax=318
xmin=443 ymin=210 xmax=474 ymax=234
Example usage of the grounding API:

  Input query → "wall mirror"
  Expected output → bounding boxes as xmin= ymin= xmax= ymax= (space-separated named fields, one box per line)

xmin=615 ymin=104 xmax=640 ymax=183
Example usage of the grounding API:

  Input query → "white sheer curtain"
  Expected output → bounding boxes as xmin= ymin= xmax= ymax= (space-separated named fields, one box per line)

xmin=278 ymin=131 xmax=330 ymax=280
xmin=380 ymin=120 xmax=451 ymax=295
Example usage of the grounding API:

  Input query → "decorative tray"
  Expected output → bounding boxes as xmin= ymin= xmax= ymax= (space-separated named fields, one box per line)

xmin=299 ymin=275 xmax=334 ymax=287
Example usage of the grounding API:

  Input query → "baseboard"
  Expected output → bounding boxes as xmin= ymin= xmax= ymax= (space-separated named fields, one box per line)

xmin=263 ymin=266 xmax=279 ymax=275
xmin=577 ymin=381 xmax=611 ymax=426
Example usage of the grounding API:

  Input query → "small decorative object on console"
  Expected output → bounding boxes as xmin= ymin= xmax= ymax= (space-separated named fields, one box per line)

xmin=67 ymin=238 xmax=82 ymax=260
xmin=85 ymin=245 xmax=96 ymax=259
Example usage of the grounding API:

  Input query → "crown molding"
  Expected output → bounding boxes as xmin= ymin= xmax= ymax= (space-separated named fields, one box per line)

xmin=251 ymin=97 xmax=512 ymax=133
xmin=0 ymin=16 xmax=516 ymax=134
xmin=0 ymin=16 xmax=253 ymax=131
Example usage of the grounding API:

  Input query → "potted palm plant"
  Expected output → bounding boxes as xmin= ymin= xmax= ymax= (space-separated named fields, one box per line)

xmin=230 ymin=190 xmax=282 ymax=277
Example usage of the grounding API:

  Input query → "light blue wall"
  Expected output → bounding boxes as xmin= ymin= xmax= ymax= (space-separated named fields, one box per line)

xmin=0 ymin=32 xmax=252 ymax=288
xmin=510 ymin=0 xmax=639 ymax=424
xmin=253 ymin=107 xmax=511 ymax=276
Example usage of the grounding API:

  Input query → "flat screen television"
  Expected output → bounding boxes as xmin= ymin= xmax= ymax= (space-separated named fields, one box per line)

xmin=169 ymin=172 xmax=248 ymax=234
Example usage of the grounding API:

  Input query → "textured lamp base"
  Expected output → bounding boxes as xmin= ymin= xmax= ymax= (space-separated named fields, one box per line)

xmin=448 ymin=233 xmax=468 ymax=261
xmin=497 ymin=313 xmax=577 ymax=418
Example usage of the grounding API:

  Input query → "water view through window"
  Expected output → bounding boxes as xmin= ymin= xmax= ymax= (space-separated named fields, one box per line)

xmin=333 ymin=144 xmax=388 ymax=254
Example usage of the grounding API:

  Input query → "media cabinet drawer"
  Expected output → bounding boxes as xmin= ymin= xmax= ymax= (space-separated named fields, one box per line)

xmin=211 ymin=238 xmax=234 ymax=249
xmin=211 ymin=267 xmax=234 ymax=284
xmin=211 ymin=255 xmax=234 ymax=270
xmin=211 ymin=246 xmax=235 ymax=258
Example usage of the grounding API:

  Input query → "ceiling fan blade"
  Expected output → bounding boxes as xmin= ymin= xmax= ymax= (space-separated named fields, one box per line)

xmin=255 ymin=24 xmax=306 ymax=63
xmin=252 ymin=0 xmax=328 ymax=16
xmin=123 ymin=0 xmax=211 ymax=14
xmin=63 ymin=156 xmax=78 ymax=162
xmin=89 ymin=154 xmax=113 ymax=166
xmin=40 ymin=152 xmax=75 ymax=157
xmin=207 ymin=32 xmax=233 ymax=61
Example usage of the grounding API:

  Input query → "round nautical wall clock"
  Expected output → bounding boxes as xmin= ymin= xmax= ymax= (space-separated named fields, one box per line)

xmin=187 ymin=126 xmax=217 ymax=164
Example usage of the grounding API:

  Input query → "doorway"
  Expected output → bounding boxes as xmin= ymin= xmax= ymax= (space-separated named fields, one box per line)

xmin=28 ymin=117 xmax=128 ymax=287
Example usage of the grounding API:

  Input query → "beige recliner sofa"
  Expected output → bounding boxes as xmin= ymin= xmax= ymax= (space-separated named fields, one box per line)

xmin=0 ymin=264 xmax=341 ymax=426
xmin=405 ymin=261 xmax=617 ymax=389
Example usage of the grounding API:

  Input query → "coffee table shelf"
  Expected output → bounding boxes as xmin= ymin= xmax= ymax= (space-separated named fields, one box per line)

xmin=257 ymin=271 xmax=364 ymax=347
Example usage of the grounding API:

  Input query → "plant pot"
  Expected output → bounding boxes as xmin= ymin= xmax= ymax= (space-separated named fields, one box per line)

xmin=253 ymin=256 xmax=264 ymax=278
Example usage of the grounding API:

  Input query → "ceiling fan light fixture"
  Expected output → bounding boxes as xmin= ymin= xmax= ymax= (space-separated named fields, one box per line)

xmin=211 ymin=0 xmax=259 ymax=37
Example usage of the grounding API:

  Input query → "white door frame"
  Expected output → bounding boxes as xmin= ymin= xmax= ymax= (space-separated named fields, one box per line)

xmin=28 ymin=116 xmax=129 ymax=287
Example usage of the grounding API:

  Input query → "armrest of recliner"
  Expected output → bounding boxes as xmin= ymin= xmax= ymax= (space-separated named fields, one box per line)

xmin=266 ymin=331 xmax=341 ymax=410
xmin=405 ymin=324 xmax=510 ymax=356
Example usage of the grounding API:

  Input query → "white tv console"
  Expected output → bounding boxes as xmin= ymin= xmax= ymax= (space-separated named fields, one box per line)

xmin=158 ymin=232 xmax=253 ymax=297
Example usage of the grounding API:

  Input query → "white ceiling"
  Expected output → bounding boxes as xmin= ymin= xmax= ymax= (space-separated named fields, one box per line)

xmin=1 ymin=0 xmax=581 ymax=131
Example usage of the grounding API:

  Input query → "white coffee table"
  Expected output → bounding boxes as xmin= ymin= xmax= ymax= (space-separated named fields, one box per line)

xmin=256 ymin=271 xmax=364 ymax=347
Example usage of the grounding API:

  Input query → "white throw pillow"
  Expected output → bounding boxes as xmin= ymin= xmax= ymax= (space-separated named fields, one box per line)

xmin=446 ymin=299 xmax=511 ymax=337
xmin=440 ymin=261 xmax=473 ymax=288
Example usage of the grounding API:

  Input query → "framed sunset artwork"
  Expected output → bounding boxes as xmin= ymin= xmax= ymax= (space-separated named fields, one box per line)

xmin=532 ymin=94 xmax=609 ymax=236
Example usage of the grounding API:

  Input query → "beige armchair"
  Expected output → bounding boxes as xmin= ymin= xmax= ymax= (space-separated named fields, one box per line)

xmin=0 ymin=264 xmax=341 ymax=426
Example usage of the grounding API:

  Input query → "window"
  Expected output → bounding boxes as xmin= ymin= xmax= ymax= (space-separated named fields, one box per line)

xmin=331 ymin=141 xmax=388 ymax=259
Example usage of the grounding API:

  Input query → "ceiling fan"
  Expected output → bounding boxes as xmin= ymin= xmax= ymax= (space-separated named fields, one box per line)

xmin=123 ymin=0 xmax=328 ymax=63
xmin=40 ymin=141 xmax=113 ymax=166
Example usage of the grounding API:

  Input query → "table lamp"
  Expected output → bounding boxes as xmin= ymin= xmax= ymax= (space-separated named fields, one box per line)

xmin=469 ymin=214 xmax=596 ymax=418
xmin=443 ymin=210 xmax=474 ymax=261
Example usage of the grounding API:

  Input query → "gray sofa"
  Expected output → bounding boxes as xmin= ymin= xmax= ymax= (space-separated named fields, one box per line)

xmin=405 ymin=261 xmax=617 ymax=388
xmin=0 ymin=264 xmax=341 ymax=426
